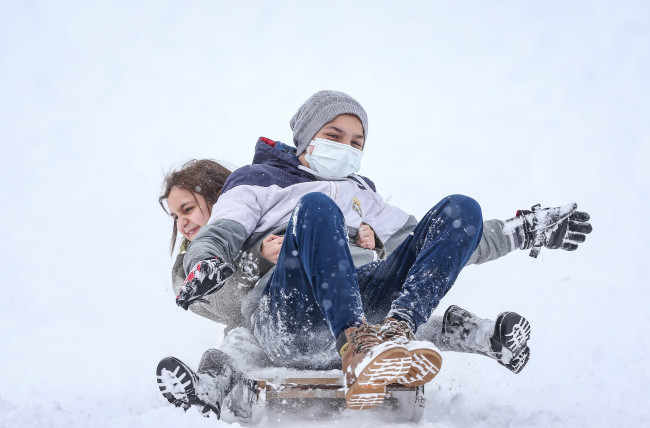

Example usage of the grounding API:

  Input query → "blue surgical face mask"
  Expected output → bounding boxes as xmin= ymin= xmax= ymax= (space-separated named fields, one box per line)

xmin=304 ymin=138 xmax=364 ymax=178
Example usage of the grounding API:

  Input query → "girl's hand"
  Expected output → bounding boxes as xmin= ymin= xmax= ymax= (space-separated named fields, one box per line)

xmin=356 ymin=223 xmax=376 ymax=250
xmin=260 ymin=234 xmax=284 ymax=264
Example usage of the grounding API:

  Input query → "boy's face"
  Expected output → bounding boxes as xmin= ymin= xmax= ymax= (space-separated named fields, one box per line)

xmin=167 ymin=186 xmax=211 ymax=241
xmin=310 ymin=114 xmax=365 ymax=153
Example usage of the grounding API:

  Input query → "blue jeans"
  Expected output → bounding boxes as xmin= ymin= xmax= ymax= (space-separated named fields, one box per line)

xmin=252 ymin=192 xmax=482 ymax=369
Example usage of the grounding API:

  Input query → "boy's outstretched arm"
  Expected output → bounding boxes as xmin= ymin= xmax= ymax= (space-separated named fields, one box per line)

xmin=467 ymin=202 xmax=592 ymax=265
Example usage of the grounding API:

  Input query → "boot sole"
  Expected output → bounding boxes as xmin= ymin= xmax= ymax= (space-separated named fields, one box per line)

xmin=399 ymin=347 xmax=442 ymax=387
xmin=346 ymin=347 xmax=412 ymax=410
xmin=346 ymin=384 xmax=387 ymax=410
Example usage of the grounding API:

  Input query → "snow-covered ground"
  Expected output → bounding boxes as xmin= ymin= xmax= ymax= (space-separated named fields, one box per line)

xmin=1 ymin=1 xmax=649 ymax=427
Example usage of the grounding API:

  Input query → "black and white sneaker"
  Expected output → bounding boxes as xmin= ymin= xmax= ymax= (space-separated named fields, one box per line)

xmin=491 ymin=312 xmax=532 ymax=374
xmin=439 ymin=305 xmax=532 ymax=374
xmin=156 ymin=356 xmax=222 ymax=418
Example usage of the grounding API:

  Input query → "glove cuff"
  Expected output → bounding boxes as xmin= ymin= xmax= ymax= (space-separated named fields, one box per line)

xmin=504 ymin=212 xmax=529 ymax=250
xmin=514 ymin=209 xmax=535 ymax=250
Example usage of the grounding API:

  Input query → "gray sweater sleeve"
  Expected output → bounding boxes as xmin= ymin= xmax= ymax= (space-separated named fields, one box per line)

xmin=172 ymin=252 xmax=249 ymax=329
xmin=466 ymin=219 xmax=518 ymax=265
xmin=183 ymin=218 xmax=249 ymax=274
xmin=384 ymin=215 xmax=419 ymax=255
xmin=364 ymin=215 xmax=518 ymax=266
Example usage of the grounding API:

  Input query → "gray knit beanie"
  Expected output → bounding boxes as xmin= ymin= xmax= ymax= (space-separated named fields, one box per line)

xmin=290 ymin=90 xmax=369 ymax=155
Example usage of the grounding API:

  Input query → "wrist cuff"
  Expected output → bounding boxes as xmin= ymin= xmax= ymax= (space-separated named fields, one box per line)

xmin=504 ymin=216 xmax=527 ymax=250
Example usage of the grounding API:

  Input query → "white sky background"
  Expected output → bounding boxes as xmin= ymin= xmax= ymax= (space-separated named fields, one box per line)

xmin=1 ymin=1 xmax=649 ymax=427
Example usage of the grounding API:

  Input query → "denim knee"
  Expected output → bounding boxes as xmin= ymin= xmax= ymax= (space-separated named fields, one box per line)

xmin=440 ymin=194 xmax=483 ymax=239
xmin=447 ymin=194 xmax=482 ymax=221
xmin=295 ymin=192 xmax=343 ymax=221
xmin=299 ymin=191 xmax=335 ymax=208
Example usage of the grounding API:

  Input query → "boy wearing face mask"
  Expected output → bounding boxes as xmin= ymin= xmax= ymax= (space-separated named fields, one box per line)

xmin=174 ymin=90 xmax=591 ymax=411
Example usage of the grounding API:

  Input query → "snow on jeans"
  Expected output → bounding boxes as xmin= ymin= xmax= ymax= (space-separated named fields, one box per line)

xmin=252 ymin=192 xmax=483 ymax=370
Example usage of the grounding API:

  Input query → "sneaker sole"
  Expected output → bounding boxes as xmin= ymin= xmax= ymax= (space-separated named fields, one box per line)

xmin=498 ymin=312 xmax=531 ymax=357
xmin=156 ymin=357 xmax=222 ymax=418
xmin=505 ymin=346 xmax=531 ymax=374
xmin=346 ymin=347 xmax=412 ymax=410
xmin=156 ymin=357 xmax=197 ymax=409
xmin=399 ymin=347 xmax=442 ymax=387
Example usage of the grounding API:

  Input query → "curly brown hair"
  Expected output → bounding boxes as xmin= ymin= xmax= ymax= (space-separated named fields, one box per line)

xmin=159 ymin=159 xmax=232 ymax=254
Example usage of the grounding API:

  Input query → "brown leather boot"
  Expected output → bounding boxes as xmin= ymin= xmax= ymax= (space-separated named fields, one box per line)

xmin=340 ymin=322 xmax=412 ymax=410
xmin=379 ymin=318 xmax=442 ymax=387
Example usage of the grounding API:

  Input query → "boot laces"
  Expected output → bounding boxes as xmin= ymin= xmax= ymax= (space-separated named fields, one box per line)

xmin=350 ymin=323 xmax=382 ymax=354
xmin=380 ymin=319 xmax=415 ymax=341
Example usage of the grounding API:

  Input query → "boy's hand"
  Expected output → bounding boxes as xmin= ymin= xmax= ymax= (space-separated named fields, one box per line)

xmin=261 ymin=234 xmax=284 ymax=264
xmin=516 ymin=203 xmax=592 ymax=258
xmin=357 ymin=223 xmax=376 ymax=250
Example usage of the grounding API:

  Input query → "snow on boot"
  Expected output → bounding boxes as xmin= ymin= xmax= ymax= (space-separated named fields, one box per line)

xmin=222 ymin=378 xmax=262 ymax=424
xmin=156 ymin=349 xmax=241 ymax=419
xmin=378 ymin=318 xmax=442 ymax=387
xmin=339 ymin=322 xmax=412 ymax=410
xmin=441 ymin=305 xmax=531 ymax=374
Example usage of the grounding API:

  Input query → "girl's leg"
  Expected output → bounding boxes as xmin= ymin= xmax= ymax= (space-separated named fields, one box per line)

xmin=253 ymin=192 xmax=364 ymax=369
xmin=358 ymin=194 xmax=483 ymax=330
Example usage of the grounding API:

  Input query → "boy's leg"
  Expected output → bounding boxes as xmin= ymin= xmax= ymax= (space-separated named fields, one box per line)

xmin=358 ymin=194 xmax=484 ymax=330
xmin=253 ymin=192 xmax=365 ymax=369
xmin=252 ymin=192 xmax=412 ymax=410
xmin=355 ymin=195 xmax=482 ymax=386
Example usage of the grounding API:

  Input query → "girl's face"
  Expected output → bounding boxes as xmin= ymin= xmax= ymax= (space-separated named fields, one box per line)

xmin=167 ymin=186 xmax=211 ymax=241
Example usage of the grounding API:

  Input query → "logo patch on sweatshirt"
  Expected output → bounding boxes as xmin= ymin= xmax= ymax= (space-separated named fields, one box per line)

xmin=352 ymin=197 xmax=363 ymax=218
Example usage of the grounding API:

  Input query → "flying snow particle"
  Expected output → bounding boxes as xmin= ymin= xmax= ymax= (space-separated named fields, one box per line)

xmin=285 ymin=257 xmax=298 ymax=269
